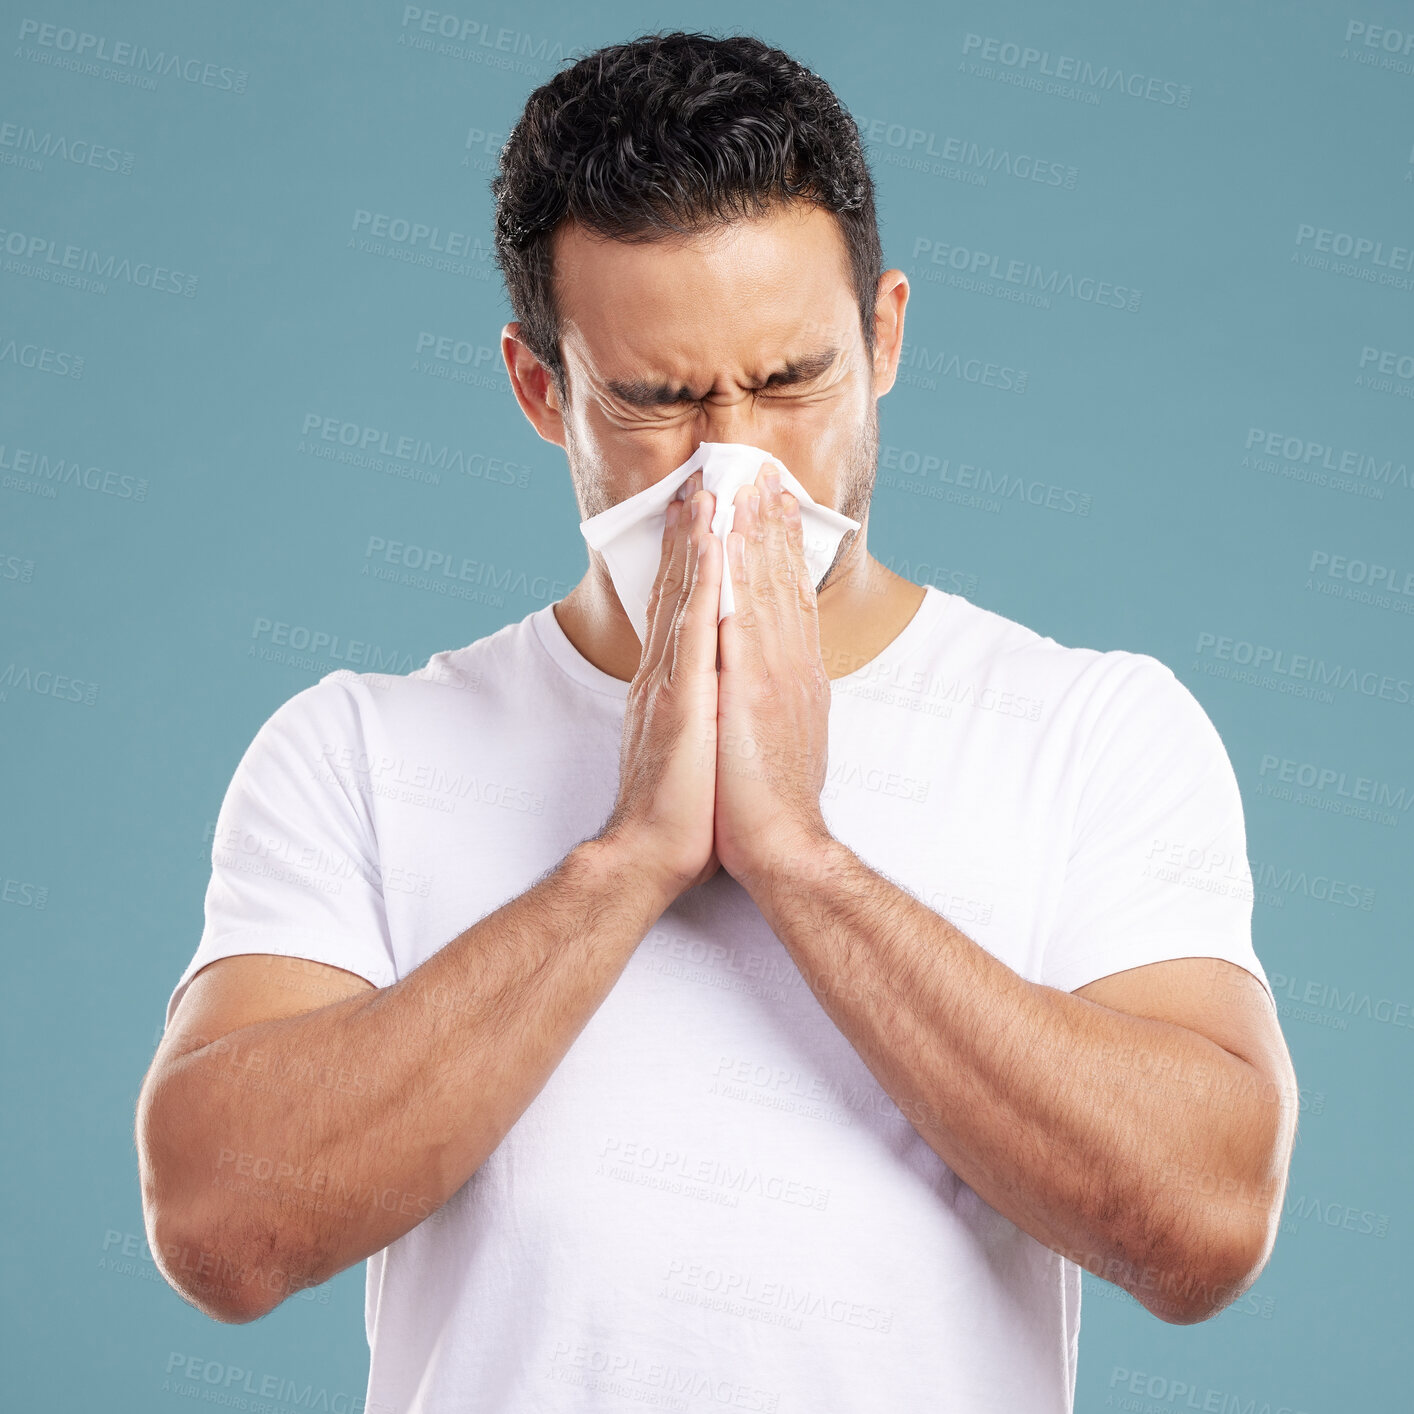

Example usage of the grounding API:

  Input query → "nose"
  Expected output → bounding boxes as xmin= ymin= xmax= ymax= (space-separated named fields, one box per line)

xmin=694 ymin=394 xmax=774 ymax=452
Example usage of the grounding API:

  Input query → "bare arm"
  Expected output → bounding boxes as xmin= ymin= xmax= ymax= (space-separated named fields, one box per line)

xmin=740 ymin=835 xmax=1298 ymax=1325
xmin=137 ymin=836 xmax=671 ymax=1322
xmin=138 ymin=475 xmax=725 ymax=1324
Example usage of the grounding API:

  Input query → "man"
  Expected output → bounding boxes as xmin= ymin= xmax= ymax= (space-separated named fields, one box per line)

xmin=136 ymin=30 xmax=1298 ymax=1414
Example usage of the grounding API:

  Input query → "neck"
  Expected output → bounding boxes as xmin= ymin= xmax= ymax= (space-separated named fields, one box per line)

xmin=552 ymin=532 xmax=927 ymax=684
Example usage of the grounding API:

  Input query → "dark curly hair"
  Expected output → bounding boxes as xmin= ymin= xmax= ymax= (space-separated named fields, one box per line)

xmin=491 ymin=31 xmax=883 ymax=404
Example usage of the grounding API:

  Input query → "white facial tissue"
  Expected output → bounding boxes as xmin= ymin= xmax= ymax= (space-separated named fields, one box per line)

xmin=578 ymin=442 xmax=861 ymax=645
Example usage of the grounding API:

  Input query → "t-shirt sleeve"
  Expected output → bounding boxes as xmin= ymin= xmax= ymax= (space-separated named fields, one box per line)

xmin=164 ymin=670 xmax=398 ymax=1031
xmin=1038 ymin=654 xmax=1274 ymax=1006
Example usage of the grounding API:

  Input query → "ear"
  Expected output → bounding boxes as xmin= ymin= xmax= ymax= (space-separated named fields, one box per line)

xmin=870 ymin=271 xmax=909 ymax=399
xmin=501 ymin=322 xmax=567 ymax=449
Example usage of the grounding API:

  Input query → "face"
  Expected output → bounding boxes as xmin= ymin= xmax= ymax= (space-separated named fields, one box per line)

xmin=505 ymin=200 xmax=906 ymax=592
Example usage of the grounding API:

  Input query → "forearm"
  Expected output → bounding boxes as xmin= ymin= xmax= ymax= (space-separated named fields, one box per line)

xmin=743 ymin=836 xmax=1284 ymax=1322
xmin=143 ymin=834 xmax=669 ymax=1320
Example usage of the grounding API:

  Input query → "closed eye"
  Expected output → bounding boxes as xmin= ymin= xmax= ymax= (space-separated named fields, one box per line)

xmin=603 ymin=348 xmax=841 ymax=409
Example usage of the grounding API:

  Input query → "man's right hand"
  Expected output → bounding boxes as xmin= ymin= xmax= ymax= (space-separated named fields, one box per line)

xmin=599 ymin=472 xmax=723 ymax=901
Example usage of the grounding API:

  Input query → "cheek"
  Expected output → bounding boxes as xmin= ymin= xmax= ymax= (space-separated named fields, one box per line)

xmin=775 ymin=392 xmax=864 ymax=451
xmin=768 ymin=408 xmax=867 ymax=504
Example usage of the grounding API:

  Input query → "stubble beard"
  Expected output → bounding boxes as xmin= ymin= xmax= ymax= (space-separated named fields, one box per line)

xmin=815 ymin=395 xmax=878 ymax=595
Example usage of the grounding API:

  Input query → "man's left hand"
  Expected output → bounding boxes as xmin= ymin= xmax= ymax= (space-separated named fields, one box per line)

xmin=714 ymin=464 xmax=834 ymax=890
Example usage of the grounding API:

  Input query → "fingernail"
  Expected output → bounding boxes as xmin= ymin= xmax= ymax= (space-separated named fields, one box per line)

xmin=666 ymin=500 xmax=680 ymax=528
xmin=689 ymin=494 xmax=699 ymax=521
xmin=764 ymin=469 xmax=781 ymax=495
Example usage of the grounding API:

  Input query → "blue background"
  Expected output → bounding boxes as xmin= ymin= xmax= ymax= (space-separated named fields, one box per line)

xmin=3 ymin=2 xmax=1410 ymax=1409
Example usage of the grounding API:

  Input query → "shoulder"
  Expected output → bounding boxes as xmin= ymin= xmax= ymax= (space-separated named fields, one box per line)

xmin=925 ymin=592 xmax=1219 ymax=751
xmin=284 ymin=608 xmax=549 ymax=737
xmin=928 ymin=590 xmax=1180 ymax=694
xmin=229 ymin=614 xmax=544 ymax=743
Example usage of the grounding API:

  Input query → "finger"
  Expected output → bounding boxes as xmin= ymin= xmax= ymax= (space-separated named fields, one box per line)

xmin=760 ymin=471 xmax=796 ymax=586
xmin=640 ymin=495 xmax=684 ymax=670
xmin=779 ymin=487 xmax=805 ymax=575
xmin=774 ymin=489 xmax=820 ymax=658
xmin=724 ymin=481 xmax=770 ymax=675
xmin=779 ymin=488 xmax=819 ymax=658
xmin=642 ymin=472 xmax=698 ymax=669
xmin=668 ymin=481 xmax=717 ymax=674
xmin=757 ymin=469 xmax=805 ymax=662
xmin=742 ymin=472 xmax=790 ymax=669
xmin=674 ymin=492 xmax=722 ymax=683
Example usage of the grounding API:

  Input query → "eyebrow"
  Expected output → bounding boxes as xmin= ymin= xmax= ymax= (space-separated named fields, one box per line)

xmin=603 ymin=347 xmax=841 ymax=408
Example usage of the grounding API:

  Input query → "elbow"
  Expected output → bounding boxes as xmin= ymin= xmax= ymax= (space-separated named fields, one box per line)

xmin=1140 ymin=1094 xmax=1295 ymax=1326
xmin=136 ymin=1067 xmax=284 ymax=1325
xmin=201 ymin=1289 xmax=273 ymax=1327
xmin=1142 ymin=1217 xmax=1272 ymax=1326
xmin=147 ymin=1207 xmax=282 ymax=1325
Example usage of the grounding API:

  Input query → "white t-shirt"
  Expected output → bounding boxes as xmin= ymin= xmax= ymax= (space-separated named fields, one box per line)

xmin=165 ymin=585 xmax=1273 ymax=1414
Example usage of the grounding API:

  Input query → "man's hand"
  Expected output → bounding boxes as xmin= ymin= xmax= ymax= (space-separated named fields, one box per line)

xmin=599 ymin=472 xmax=724 ymax=901
xmin=715 ymin=465 xmax=833 ymax=890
